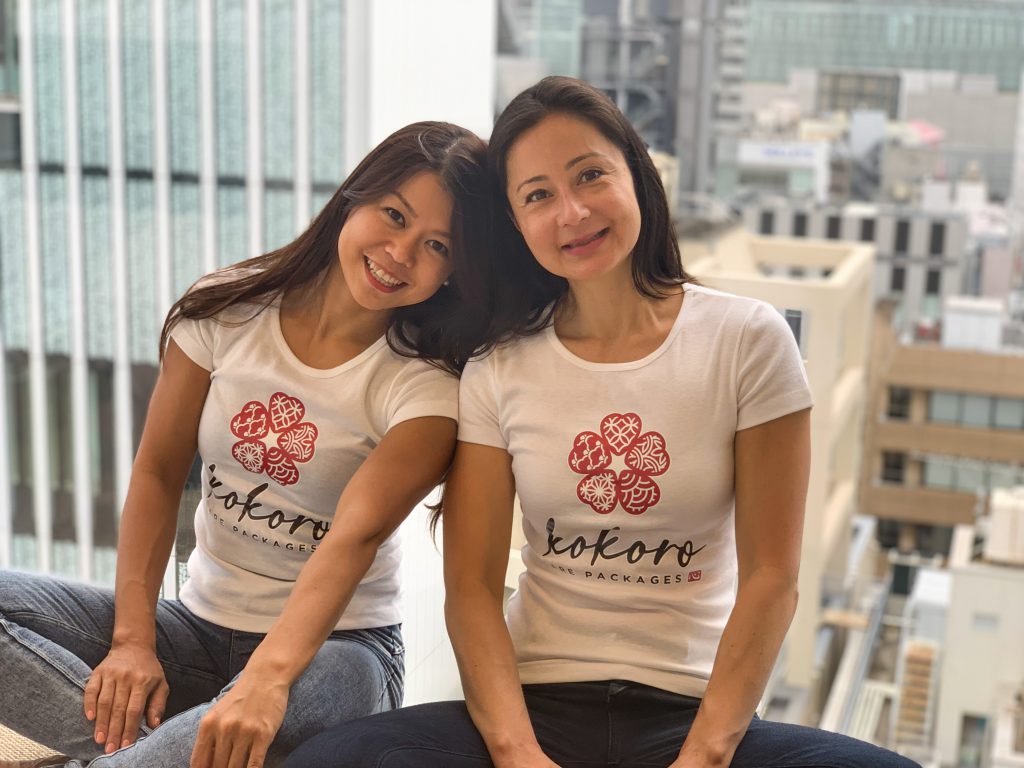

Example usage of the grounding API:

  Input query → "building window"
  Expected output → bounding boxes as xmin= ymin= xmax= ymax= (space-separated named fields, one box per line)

xmin=961 ymin=394 xmax=991 ymax=428
xmin=993 ymin=398 xmax=1024 ymax=430
xmin=894 ymin=219 xmax=910 ymax=254
xmin=859 ymin=218 xmax=876 ymax=242
xmin=928 ymin=221 xmax=945 ymax=256
xmin=882 ymin=451 xmax=906 ymax=484
xmin=925 ymin=268 xmax=942 ymax=295
xmin=760 ymin=209 xmax=775 ymax=235
xmin=929 ymin=391 xmax=960 ymax=423
xmin=792 ymin=212 xmax=807 ymax=237
xmin=923 ymin=457 xmax=955 ymax=489
xmin=887 ymin=387 xmax=911 ymax=420
xmin=826 ymin=215 xmax=841 ymax=239
xmin=890 ymin=264 xmax=906 ymax=293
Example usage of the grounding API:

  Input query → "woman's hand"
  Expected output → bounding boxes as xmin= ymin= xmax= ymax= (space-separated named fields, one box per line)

xmin=190 ymin=672 xmax=289 ymax=768
xmin=83 ymin=643 xmax=169 ymax=753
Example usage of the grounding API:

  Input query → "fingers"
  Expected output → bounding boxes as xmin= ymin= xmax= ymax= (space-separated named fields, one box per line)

xmin=119 ymin=685 xmax=149 ymax=748
xmin=146 ymin=679 xmax=169 ymax=729
xmin=103 ymin=681 xmax=133 ymax=753
xmin=83 ymin=673 xmax=100 ymax=721
xmin=192 ymin=718 xmax=271 ymax=768
xmin=92 ymin=674 xmax=116 ymax=749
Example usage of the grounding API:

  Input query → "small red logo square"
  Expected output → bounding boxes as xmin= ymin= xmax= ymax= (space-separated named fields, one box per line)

xmin=688 ymin=570 xmax=702 ymax=582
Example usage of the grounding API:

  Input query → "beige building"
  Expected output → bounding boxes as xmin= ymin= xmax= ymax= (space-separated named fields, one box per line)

xmin=860 ymin=301 xmax=1024 ymax=554
xmin=683 ymin=224 xmax=875 ymax=708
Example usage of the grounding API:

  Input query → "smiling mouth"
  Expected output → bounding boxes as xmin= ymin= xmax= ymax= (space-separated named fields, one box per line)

xmin=364 ymin=256 xmax=406 ymax=291
xmin=562 ymin=228 xmax=610 ymax=250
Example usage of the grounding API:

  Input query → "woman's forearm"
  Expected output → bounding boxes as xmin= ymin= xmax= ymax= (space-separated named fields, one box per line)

xmin=447 ymin=587 xmax=544 ymax=766
xmin=243 ymin=531 xmax=380 ymax=685
xmin=679 ymin=566 xmax=798 ymax=766
xmin=111 ymin=468 xmax=184 ymax=649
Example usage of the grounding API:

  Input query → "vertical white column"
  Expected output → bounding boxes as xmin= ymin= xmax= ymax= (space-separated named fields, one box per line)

xmin=107 ymin=0 xmax=133 ymax=515
xmin=293 ymin=0 xmax=310 ymax=231
xmin=152 ymin=0 xmax=173 ymax=317
xmin=18 ymin=0 xmax=54 ymax=573
xmin=343 ymin=0 xmax=369 ymax=174
xmin=152 ymin=0 xmax=176 ymax=597
xmin=199 ymin=0 xmax=217 ymax=274
xmin=246 ymin=0 xmax=263 ymax=257
xmin=63 ymin=0 xmax=94 ymax=581
xmin=0 ymin=320 xmax=9 ymax=569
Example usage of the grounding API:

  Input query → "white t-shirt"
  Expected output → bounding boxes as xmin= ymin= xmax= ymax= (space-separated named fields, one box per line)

xmin=458 ymin=285 xmax=813 ymax=697
xmin=170 ymin=301 xmax=458 ymax=633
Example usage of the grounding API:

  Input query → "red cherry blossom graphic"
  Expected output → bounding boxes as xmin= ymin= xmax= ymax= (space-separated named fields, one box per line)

xmin=568 ymin=413 xmax=669 ymax=515
xmin=229 ymin=392 xmax=318 ymax=486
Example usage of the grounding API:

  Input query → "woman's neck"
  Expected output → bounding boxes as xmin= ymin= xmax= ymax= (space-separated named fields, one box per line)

xmin=279 ymin=265 xmax=391 ymax=367
xmin=554 ymin=275 xmax=683 ymax=364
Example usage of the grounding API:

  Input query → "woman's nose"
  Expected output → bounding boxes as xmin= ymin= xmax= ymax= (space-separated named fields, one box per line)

xmin=556 ymin=193 xmax=589 ymax=227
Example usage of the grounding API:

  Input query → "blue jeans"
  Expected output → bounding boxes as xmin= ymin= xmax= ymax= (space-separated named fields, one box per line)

xmin=0 ymin=569 xmax=404 ymax=767
xmin=286 ymin=680 xmax=921 ymax=768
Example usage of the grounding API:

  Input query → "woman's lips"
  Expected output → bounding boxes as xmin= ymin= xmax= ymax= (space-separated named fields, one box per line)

xmin=561 ymin=227 xmax=610 ymax=253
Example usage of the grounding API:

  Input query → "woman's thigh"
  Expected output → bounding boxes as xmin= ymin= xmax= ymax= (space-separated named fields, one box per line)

xmin=728 ymin=719 xmax=921 ymax=768
xmin=284 ymin=682 xmax=618 ymax=768
xmin=267 ymin=625 xmax=406 ymax=758
xmin=283 ymin=701 xmax=494 ymax=768
xmin=0 ymin=569 xmax=228 ymax=713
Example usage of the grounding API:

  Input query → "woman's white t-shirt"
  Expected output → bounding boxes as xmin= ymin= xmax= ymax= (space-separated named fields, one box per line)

xmin=458 ymin=285 xmax=813 ymax=697
xmin=171 ymin=302 xmax=458 ymax=633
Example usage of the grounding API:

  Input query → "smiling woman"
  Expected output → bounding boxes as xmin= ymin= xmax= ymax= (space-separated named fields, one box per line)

xmin=0 ymin=121 xmax=491 ymax=768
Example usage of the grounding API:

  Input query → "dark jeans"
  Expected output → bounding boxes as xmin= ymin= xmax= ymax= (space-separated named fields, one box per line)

xmin=285 ymin=680 xmax=920 ymax=768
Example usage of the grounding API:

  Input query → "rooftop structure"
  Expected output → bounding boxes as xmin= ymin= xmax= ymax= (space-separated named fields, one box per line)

xmin=683 ymin=223 xmax=874 ymax=708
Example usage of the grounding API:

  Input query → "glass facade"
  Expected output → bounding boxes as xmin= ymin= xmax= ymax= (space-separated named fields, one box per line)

xmin=747 ymin=0 xmax=1024 ymax=92
xmin=1 ymin=2 xmax=347 ymax=585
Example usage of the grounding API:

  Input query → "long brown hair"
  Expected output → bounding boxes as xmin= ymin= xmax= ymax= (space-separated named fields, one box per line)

xmin=159 ymin=121 xmax=491 ymax=374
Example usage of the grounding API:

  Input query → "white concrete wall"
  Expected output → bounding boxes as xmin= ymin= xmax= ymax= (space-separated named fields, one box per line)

xmin=936 ymin=563 xmax=1024 ymax=765
xmin=345 ymin=0 xmax=497 ymax=170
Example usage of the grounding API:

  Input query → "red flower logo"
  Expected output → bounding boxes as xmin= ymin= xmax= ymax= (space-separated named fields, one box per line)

xmin=567 ymin=412 xmax=670 ymax=515
xmin=228 ymin=392 xmax=319 ymax=486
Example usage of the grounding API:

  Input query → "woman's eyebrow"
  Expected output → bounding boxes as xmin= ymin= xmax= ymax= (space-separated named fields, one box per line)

xmin=513 ymin=152 xmax=605 ymax=193
xmin=395 ymin=191 xmax=417 ymax=217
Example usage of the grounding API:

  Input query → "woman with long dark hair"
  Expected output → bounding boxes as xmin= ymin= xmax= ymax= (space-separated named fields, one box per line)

xmin=0 ymin=121 xmax=490 ymax=768
xmin=287 ymin=80 xmax=918 ymax=768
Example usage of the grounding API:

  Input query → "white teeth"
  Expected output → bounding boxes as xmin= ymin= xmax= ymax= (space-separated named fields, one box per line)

xmin=365 ymin=257 xmax=403 ymax=287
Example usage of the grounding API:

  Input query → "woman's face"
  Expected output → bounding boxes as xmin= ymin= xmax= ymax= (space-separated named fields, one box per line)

xmin=504 ymin=113 xmax=641 ymax=287
xmin=337 ymin=170 xmax=454 ymax=312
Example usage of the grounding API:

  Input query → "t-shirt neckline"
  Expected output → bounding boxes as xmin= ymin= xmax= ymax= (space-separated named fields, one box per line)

xmin=270 ymin=301 xmax=388 ymax=378
xmin=544 ymin=286 xmax=696 ymax=371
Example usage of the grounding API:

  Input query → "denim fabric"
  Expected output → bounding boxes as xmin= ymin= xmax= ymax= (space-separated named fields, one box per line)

xmin=0 ymin=569 xmax=404 ymax=768
xmin=286 ymin=680 xmax=921 ymax=768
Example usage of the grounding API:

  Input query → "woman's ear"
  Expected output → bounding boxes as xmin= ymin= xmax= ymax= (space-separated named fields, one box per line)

xmin=507 ymin=207 xmax=521 ymax=233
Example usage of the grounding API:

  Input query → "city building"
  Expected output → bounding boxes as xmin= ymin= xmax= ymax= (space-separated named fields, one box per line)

xmin=859 ymin=299 xmax=1024 ymax=555
xmin=745 ymin=0 xmax=1024 ymax=94
xmin=682 ymin=222 xmax=875 ymax=712
xmin=744 ymin=68 xmax=1021 ymax=201
xmin=737 ymin=198 xmax=970 ymax=327
xmin=936 ymin=518 xmax=1024 ymax=767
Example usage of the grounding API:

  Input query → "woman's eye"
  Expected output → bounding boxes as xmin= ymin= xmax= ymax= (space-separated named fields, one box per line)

xmin=426 ymin=240 xmax=449 ymax=257
xmin=524 ymin=189 xmax=549 ymax=204
xmin=580 ymin=168 xmax=604 ymax=183
xmin=383 ymin=207 xmax=405 ymax=225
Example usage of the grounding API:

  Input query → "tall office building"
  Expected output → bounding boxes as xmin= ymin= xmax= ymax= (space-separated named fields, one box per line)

xmin=746 ymin=0 xmax=1024 ymax=92
xmin=0 ymin=0 xmax=494 ymax=586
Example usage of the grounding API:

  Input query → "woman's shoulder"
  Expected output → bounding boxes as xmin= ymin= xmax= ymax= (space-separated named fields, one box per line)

xmin=683 ymin=283 xmax=781 ymax=330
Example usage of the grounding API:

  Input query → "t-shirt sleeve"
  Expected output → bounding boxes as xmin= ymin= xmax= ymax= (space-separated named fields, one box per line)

xmin=735 ymin=301 xmax=813 ymax=431
xmin=384 ymin=359 xmax=459 ymax=431
xmin=457 ymin=354 xmax=506 ymax=449
xmin=168 ymin=317 xmax=215 ymax=372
